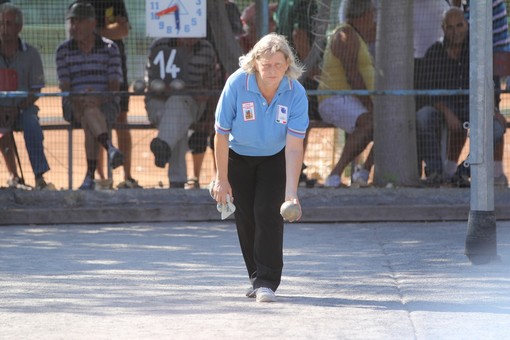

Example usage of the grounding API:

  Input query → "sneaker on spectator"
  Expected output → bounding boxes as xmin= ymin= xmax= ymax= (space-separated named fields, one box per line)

xmin=351 ymin=165 xmax=369 ymax=187
xmin=150 ymin=137 xmax=171 ymax=168
xmin=254 ymin=287 xmax=277 ymax=302
xmin=36 ymin=179 xmax=56 ymax=191
xmin=117 ymin=178 xmax=142 ymax=189
xmin=185 ymin=178 xmax=200 ymax=189
xmin=7 ymin=176 xmax=31 ymax=190
xmin=324 ymin=174 xmax=341 ymax=188
xmin=494 ymin=174 xmax=508 ymax=188
xmin=35 ymin=178 xmax=47 ymax=190
xmin=444 ymin=173 xmax=470 ymax=188
xmin=79 ymin=175 xmax=95 ymax=190
xmin=35 ymin=177 xmax=50 ymax=190
xmin=108 ymin=147 xmax=124 ymax=169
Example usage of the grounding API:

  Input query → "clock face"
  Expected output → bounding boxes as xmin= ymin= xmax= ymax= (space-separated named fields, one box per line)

xmin=146 ymin=0 xmax=207 ymax=38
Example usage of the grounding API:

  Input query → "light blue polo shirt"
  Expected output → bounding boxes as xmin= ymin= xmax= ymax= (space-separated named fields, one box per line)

xmin=215 ymin=68 xmax=309 ymax=156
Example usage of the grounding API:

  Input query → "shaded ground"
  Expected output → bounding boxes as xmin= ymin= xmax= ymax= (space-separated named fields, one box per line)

xmin=1 ymin=221 xmax=509 ymax=339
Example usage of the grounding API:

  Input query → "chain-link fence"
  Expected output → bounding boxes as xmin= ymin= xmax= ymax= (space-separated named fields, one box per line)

xmin=1 ymin=0 xmax=509 ymax=190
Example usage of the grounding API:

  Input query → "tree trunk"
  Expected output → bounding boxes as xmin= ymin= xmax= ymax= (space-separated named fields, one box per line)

xmin=373 ymin=0 xmax=419 ymax=186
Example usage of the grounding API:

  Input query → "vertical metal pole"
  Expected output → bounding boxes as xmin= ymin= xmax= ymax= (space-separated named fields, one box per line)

xmin=255 ymin=0 xmax=269 ymax=39
xmin=465 ymin=1 xmax=497 ymax=264
xmin=68 ymin=125 xmax=73 ymax=190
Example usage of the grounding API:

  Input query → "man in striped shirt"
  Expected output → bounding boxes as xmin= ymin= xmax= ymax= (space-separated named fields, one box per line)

xmin=144 ymin=37 xmax=219 ymax=188
xmin=56 ymin=2 xmax=123 ymax=190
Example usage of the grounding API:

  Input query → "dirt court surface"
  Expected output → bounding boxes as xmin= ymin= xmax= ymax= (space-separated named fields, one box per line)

xmin=2 ymin=89 xmax=510 ymax=190
xmin=1 ymin=221 xmax=509 ymax=339
xmin=2 ymin=88 xmax=337 ymax=189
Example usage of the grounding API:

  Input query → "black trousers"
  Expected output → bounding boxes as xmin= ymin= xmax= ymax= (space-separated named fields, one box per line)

xmin=228 ymin=148 xmax=286 ymax=292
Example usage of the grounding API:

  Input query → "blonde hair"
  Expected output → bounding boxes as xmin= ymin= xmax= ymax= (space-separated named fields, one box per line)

xmin=239 ymin=32 xmax=305 ymax=80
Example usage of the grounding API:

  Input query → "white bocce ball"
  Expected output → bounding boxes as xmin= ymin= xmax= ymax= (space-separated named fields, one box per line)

xmin=280 ymin=201 xmax=301 ymax=222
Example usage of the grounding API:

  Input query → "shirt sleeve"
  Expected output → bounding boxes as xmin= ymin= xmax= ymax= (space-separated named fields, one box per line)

xmin=108 ymin=42 xmax=123 ymax=82
xmin=287 ymin=82 xmax=309 ymax=139
xmin=55 ymin=44 xmax=70 ymax=85
xmin=214 ymin=75 xmax=238 ymax=135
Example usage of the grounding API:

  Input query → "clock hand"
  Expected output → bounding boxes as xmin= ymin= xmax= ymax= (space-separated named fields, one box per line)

xmin=155 ymin=4 xmax=177 ymax=17
xmin=174 ymin=7 xmax=180 ymax=32
xmin=155 ymin=5 xmax=180 ymax=32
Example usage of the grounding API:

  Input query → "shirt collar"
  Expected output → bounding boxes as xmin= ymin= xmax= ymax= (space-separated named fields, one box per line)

xmin=18 ymin=38 xmax=27 ymax=52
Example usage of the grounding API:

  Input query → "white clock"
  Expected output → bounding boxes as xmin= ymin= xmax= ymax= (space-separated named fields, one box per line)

xmin=146 ymin=0 xmax=207 ymax=38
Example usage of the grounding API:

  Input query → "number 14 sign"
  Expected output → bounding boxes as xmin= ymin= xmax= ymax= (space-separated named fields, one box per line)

xmin=146 ymin=0 xmax=207 ymax=38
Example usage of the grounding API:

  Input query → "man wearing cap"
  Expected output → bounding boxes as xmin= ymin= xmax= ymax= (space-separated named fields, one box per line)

xmin=0 ymin=3 xmax=51 ymax=190
xmin=56 ymin=1 xmax=124 ymax=190
xmin=75 ymin=0 xmax=140 ymax=189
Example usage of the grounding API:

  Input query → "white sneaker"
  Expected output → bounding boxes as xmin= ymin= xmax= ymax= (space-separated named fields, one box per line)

xmin=324 ymin=174 xmax=341 ymax=188
xmin=7 ymin=177 xmax=31 ymax=190
xmin=351 ymin=165 xmax=369 ymax=187
xmin=255 ymin=287 xmax=277 ymax=302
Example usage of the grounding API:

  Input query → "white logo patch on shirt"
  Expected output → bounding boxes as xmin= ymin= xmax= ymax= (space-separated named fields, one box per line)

xmin=276 ymin=105 xmax=288 ymax=124
xmin=242 ymin=102 xmax=256 ymax=121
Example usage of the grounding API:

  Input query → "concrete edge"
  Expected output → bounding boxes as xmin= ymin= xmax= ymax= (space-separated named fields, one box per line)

xmin=2 ymin=188 xmax=510 ymax=225
xmin=3 ymin=204 xmax=510 ymax=225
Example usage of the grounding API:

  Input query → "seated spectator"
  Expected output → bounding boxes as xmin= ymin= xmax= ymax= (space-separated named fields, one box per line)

xmin=0 ymin=3 xmax=51 ymax=190
xmin=237 ymin=2 xmax=278 ymax=53
xmin=416 ymin=7 xmax=507 ymax=187
xmin=452 ymin=0 xmax=510 ymax=110
xmin=144 ymin=37 xmax=219 ymax=188
xmin=77 ymin=0 xmax=141 ymax=189
xmin=56 ymin=2 xmax=124 ymax=190
xmin=317 ymin=0 xmax=376 ymax=187
xmin=413 ymin=0 xmax=450 ymax=60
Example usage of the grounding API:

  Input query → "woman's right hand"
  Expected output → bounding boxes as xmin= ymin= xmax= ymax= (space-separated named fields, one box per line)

xmin=212 ymin=179 xmax=233 ymax=205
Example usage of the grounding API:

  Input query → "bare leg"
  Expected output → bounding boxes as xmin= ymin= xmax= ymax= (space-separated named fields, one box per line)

xmin=363 ymin=146 xmax=374 ymax=171
xmin=96 ymin=111 xmax=132 ymax=180
xmin=96 ymin=149 xmax=106 ymax=179
xmin=116 ymin=111 xmax=133 ymax=180
xmin=0 ymin=133 xmax=19 ymax=178
xmin=192 ymin=152 xmax=206 ymax=180
xmin=447 ymin=129 xmax=468 ymax=164
xmin=329 ymin=112 xmax=373 ymax=177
